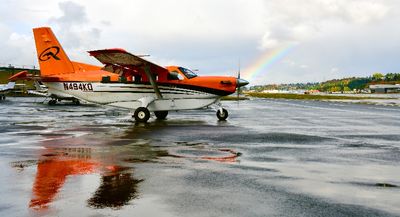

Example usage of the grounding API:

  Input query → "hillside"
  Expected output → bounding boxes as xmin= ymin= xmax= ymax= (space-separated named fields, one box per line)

xmin=250 ymin=72 xmax=400 ymax=93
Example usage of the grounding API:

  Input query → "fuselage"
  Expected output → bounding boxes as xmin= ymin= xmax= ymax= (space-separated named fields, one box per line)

xmin=43 ymin=65 xmax=238 ymax=111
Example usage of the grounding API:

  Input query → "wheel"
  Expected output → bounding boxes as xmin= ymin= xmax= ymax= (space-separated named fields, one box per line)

xmin=72 ymin=99 xmax=80 ymax=105
xmin=216 ymin=108 xmax=228 ymax=121
xmin=154 ymin=111 xmax=168 ymax=120
xmin=48 ymin=99 xmax=56 ymax=105
xmin=134 ymin=107 xmax=150 ymax=123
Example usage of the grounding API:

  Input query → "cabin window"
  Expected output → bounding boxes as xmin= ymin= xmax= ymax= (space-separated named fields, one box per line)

xmin=179 ymin=67 xmax=197 ymax=79
xmin=134 ymin=75 xmax=142 ymax=83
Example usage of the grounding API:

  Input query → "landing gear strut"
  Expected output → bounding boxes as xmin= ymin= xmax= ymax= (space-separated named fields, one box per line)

xmin=134 ymin=107 xmax=150 ymax=123
xmin=216 ymin=108 xmax=228 ymax=121
xmin=154 ymin=111 xmax=168 ymax=120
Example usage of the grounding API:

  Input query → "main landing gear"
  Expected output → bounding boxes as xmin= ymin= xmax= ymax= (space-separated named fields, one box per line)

xmin=48 ymin=98 xmax=80 ymax=105
xmin=154 ymin=111 xmax=168 ymax=120
xmin=48 ymin=99 xmax=57 ymax=105
xmin=133 ymin=107 xmax=151 ymax=123
xmin=72 ymin=99 xmax=80 ymax=105
xmin=133 ymin=108 xmax=169 ymax=123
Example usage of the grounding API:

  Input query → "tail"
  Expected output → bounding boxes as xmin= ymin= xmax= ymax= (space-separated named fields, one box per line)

xmin=33 ymin=27 xmax=75 ymax=76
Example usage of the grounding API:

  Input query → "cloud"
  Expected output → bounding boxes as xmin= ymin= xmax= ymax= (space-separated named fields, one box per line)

xmin=49 ymin=1 xmax=101 ymax=49
xmin=0 ymin=24 xmax=36 ymax=67
xmin=50 ymin=1 xmax=88 ymax=25
xmin=259 ymin=0 xmax=390 ymax=50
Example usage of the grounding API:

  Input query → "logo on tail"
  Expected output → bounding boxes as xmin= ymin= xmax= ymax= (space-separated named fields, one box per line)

xmin=39 ymin=46 xmax=61 ymax=61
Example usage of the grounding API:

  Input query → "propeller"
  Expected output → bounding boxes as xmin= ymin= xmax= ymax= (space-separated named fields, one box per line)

xmin=235 ymin=60 xmax=249 ymax=100
xmin=237 ymin=61 xmax=241 ymax=99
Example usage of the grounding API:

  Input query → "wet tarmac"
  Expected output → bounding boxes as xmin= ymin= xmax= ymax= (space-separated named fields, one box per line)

xmin=1 ymin=97 xmax=400 ymax=217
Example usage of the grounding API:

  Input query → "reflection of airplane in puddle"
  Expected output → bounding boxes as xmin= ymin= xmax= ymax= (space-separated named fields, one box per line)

xmin=9 ymin=71 xmax=81 ymax=105
xmin=27 ymin=146 xmax=239 ymax=210
xmin=0 ymin=82 xmax=15 ymax=100
xmin=29 ymin=147 xmax=142 ymax=210
xmin=27 ymin=27 xmax=248 ymax=122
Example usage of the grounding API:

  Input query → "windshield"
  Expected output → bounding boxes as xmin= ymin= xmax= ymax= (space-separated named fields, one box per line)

xmin=179 ymin=67 xmax=197 ymax=79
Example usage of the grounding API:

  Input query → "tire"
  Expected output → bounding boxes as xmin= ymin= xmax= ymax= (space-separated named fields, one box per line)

xmin=134 ymin=107 xmax=150 ymax=123
xmin=48 ymin=99 xmax=56 ymax=105
xmin=216 ymin=108 xmax=228 ymax=121
xmin=72 ymin=99 xmax=80 ymax=105
xmin=154 ymin=111 xmax=168 ymax=120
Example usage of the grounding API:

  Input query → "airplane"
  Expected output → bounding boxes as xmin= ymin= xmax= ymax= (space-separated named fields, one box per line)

xmin=0 ymin=81 xmax=16 ymax=100
xmin=31 ymin=27 xmax=249 ymax=122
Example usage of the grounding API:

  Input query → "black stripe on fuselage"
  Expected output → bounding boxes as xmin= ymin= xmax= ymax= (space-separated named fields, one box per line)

xmin=103 ymin=86 xmax=200 ymax=94
xmin=93 ymin=90 xmax=194 ymax=95
xmin=166 ymin=83 xmax=233 ymax=96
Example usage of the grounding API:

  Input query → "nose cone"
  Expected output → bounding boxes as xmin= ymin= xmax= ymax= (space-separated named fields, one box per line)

xmin=236 ymin=78 xmax=249 ymax=88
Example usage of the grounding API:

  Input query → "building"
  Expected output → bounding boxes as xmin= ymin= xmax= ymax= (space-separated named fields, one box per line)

xmin=369 ymin=84 xmax=400 ymax=93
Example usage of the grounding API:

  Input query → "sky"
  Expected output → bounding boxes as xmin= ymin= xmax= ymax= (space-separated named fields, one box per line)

xmin=1 ymin=0 xmax=400 ymax=85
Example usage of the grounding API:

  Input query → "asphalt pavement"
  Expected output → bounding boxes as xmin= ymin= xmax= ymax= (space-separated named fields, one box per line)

xmin=1 ymin=97 xmax=399 ymax=217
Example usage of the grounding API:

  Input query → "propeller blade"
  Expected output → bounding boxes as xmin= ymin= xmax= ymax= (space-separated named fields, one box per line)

xmin=237 ymin=60 xmax=241 ymax=99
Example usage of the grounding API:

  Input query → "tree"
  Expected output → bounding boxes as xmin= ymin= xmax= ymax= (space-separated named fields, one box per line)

xmin=385 ymin=73 xmax=395 ymax=81
xmin=372 ymin=72 xmax=384 ymax=81
xmin=348 ymin=78 xmax=369 ymax=90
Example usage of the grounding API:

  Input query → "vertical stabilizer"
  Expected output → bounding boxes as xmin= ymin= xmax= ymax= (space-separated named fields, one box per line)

xmin=33 ymin=27 xmax=75 ymax=76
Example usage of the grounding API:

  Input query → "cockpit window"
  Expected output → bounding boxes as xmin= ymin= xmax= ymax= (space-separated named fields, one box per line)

xmin=179 ymin=67 xmax=197 ymax=79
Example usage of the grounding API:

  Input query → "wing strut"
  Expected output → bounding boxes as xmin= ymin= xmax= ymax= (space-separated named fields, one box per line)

xmin=143 ymin=64 xmax=163 ymax=99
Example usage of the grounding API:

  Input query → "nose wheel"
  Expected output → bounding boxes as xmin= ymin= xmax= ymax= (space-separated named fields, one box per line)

xmin=216 ymin=108 xmax=228 ymax=121
xmin=133 ymin=107 xmax=150 ymax=123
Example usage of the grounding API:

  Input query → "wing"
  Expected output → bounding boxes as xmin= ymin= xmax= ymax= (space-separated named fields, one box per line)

xmin=89 ymin=48 xmax=165 ymax=99
xmin=8 ymin=71 xmax=31 ymax=81
xmin=0 ymin=82 xmax=15 ymax=91
xmin=88 ymin=48 xmax=169 ymax=75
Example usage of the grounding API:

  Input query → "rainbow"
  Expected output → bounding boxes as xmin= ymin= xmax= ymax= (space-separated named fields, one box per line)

xmin=242 ymin=44 xmax=295 ymax=83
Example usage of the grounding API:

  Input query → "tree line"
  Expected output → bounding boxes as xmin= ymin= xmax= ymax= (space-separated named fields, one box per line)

xmin=249 ymin=73 xmax=400 ymax=92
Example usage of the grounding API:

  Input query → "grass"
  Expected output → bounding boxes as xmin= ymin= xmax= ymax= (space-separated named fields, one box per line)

xmin=221 ymin=96 xmax=250 ymax=101
xmin=245 ymin=92 xmax=385 ymax=100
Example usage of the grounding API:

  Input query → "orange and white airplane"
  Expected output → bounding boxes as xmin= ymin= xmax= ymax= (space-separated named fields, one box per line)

xmin=31 ymin=27 xmax=248 ymax=122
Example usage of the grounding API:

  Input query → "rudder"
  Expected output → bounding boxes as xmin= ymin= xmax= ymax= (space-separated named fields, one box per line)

xmin=33 ymin=27 xmax=75 ymax=76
